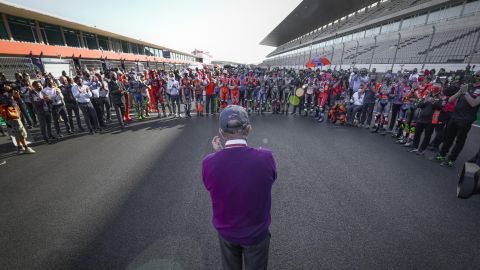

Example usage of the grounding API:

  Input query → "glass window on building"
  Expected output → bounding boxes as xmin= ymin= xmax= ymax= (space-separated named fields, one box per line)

xmin=83 ymin=32 xmax=98 ymax=49
xmin=97 ymin=35 xmax=109 ymax=50
xmin=63 ymin=27 xmax=81 ymax=47
xmin=39 ymin=23 xmax=64 ymax=45
xmin=121 ymin=41 xmax=129 ymax=53
xmin=138 ymin=45 xmax=145 ymax=55
xmin=7 ymin=16 xmax=38 ymax=42
xmin=131 ymin=43 xmax=139 ymax=54
xmin=427 ymin=9 xmax=443 ymax=23
xmin=445 ymin=5 xmax=462 ymax=19
xmin=111 ymin=38 xmax=122 ymax=52
xmin=0 ymin=16 xmax=9 ymax=40
xmin=464 ymin=0 xmax=480 ymax=16
xmin=381 ymin=21 xmax=400 ymax=34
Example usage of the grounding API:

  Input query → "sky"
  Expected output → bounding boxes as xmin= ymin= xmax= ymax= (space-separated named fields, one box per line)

xmin=7 ymin=0 xmax=302 ymax=64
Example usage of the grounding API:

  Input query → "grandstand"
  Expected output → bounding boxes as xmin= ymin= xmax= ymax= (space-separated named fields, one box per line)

xmin=0 ymin=1 xmax=198 ymax=80
xmin=260 ymin=0 xmax=480 ymax=71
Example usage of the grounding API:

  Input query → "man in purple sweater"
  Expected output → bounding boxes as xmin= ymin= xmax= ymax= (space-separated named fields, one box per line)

xmin=202 ymin=105 xmax=277 ymax=270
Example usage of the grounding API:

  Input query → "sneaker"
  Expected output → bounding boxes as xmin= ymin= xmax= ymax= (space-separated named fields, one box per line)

xmin=404 ymin=141 xmax=413 ymax=147
xmin=24 ymin=147 xmax=36 ymax=154
xmin=416 ymin=150 xmax=425 ymax=156
xmin=408 ymin=148 xmax=418 ymax=153
xmin=440 ymin=160 xmax=455 ymax=168
xmin=434 ymin=154 xmax=446 ymax=161
xmin=17 ymin=147 xmax=25 ymax=154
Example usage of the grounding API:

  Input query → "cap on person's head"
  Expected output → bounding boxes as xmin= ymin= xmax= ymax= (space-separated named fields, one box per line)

xmin=220 ymin=105 xmax=250 ymax=134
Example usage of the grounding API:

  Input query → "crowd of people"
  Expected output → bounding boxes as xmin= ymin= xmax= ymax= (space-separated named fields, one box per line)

xmin=0 ymin=65 xmax=479 ymax=167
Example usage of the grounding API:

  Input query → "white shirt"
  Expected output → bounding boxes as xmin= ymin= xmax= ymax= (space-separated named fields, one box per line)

xmin=225 ymin=139 xmax=247 ymax=148
xmin=89 ymin=81 xmax=101 ymax=98
xmin=43 ymin=86 xmax=63 ymax=105
xmin=72 ymin=84 xmax=92 ymax=103
xmin=167 ymin=79 xmax=180 ymax=96
xmin=351 ymin=91 xmax=364 ymax=106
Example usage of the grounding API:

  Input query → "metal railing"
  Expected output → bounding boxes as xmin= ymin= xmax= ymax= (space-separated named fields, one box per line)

xmin=0 ymin=57 xmax=36 ymax=81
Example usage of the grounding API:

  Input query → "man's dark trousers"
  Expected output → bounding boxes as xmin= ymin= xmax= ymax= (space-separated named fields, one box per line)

xmin=218 ymin=233 xmax=270 ymax=270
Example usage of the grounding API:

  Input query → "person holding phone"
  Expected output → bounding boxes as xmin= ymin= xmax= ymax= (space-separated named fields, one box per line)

xmin=202 ymin=105 xmax=277 ymax=270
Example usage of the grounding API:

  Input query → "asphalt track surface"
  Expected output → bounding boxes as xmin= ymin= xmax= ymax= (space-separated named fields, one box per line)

xmin=1 ymin=113 xmax=480 ymax=270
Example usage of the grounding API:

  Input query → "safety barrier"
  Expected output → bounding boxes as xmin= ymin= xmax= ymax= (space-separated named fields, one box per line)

xmin=0 ymin=57 xmax=36 ymax=80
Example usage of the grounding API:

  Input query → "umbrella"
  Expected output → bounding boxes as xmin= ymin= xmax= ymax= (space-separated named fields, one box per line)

xmin=306 ymin=56 xmax=331 ymax=67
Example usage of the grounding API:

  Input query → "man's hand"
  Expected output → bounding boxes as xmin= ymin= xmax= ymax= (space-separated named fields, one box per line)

xmin=459 ymin=84 xmax=468 ymax=94
xmin=211 ymin=136 xmax=223 ymax=152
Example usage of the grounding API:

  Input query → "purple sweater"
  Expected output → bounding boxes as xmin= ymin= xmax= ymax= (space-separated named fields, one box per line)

xmin=202 ymin=146 xmax=277 ymax=245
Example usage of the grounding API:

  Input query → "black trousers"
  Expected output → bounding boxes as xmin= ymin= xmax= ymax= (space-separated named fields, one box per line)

xmin=389 ymin=103 xmax=402 ymax=130
xmin=206 ymin=95 xmax=215 ymax=114
xmin=91 ymin=99 xmax=106 ymax=127
xmin=470 ymin=146 xmax=480 ymax=165
xmin=113 ymin=102 xmax=126 ymax=126
xmin=431 ymin=114 xmax=451 ymax=148
xmin=99 ymin=97 xmax=111 ymax=121
xmin=360 ymin=103 xmax=375 ymax=126
xmin=52 ymin=104 xmax=71 ymax=134
xmin=78 ymin=102 xmax=100 ymax=131
xmin=439 ymin=119 xmax=472 ymax=162
xmin=37 ymin=112 xmax=53 ymax=141
xmin=66 ymin=104 xmax=83 ymax=131
xmin=218 ymin=233 xmax=270 ymax=270
xmin=413 ymin=122 xmax=435 ymax=151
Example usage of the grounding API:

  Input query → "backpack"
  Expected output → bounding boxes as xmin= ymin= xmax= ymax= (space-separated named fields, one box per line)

xmin=0 ymin=104 xmax=19 ymax=120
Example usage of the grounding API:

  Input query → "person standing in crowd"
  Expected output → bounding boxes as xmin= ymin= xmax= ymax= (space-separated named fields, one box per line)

xmin=435 ymin=76 xmax=480 ymax=167
xmin=0 ymin=86 xmax=35 ymax=154
xmin=360 ymin=83 xmax=376 ymax=128
xmin=98 ymin=74 xmax=111 ymax=124
xmin=205 ymin=72 xmax=216 ymax=115
xmin=72 ymin=76 xmax=101 ymax=134
xmin=388 ymin=79 xmax=409 ymax=133
xmin=61 ymin=76 xmax=84 ymax=132
xmin=203 ymin=105 xmax=276 ymax=270
xmin=12 ymin=75 xmax=34 ymax=130
xmin=167 ymin=73 xmax=181 ymax=118
xmin=20 ymin=78 xmax=37 ymax=128
xmin=181 ymin=72 xmax=193 ymax=118
xmin=407 ymin=84 xmax=444 ymax=155
xmin=108 ymin=72 xmax=128 ymax=128
xmin=31 ymin=81 xmax=56 ymax=144
xmin=429 ymin=83 xmax=457 ymax=152
xmin=90 ymin=73 xmax=107 ymax=128
xmin=43 ymin=77 xmax=72 ymax=137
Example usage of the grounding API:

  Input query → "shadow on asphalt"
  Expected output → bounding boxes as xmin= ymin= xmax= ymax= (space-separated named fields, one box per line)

xmin=0 ymin=116 xmax=187 ymax=158
xmin=62 ymin=116 xmax=203 ymax=270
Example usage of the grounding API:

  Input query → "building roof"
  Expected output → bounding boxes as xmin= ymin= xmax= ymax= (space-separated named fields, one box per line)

xmin=0 ymin=0 xmax=195 ymax=57
xmin=260 ymin=0 xmax=379 ymax=47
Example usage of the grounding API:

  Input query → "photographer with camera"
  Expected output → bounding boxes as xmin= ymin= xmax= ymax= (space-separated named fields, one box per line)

xmin=435 ymin=70 xmax=480 ymax=167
